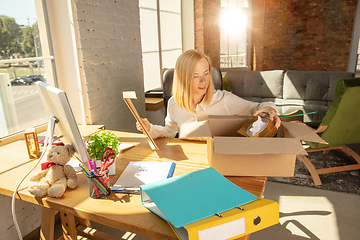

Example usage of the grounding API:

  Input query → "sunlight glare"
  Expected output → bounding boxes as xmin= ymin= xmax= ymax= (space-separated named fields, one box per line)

xmin=279 ymin=196 xmax=339 ymax=239
xmin=122 ymin=232 xmax=136 ymax=240
xmin=220 ymin=8 xmax=247 ymax=35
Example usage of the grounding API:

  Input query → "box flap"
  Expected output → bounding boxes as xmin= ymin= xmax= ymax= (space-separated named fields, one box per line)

xmin=281 ymin=122 xmax=328 ymax=144
xmin=213 ymin=137 xmax=308 ymax=155
xmin=179 ymin=115 xmax=251 ymax=139
xmin=208 ymin=115 xmax=250 ymax=136
xmin=179 ymin=121 xmax=212 ymax=139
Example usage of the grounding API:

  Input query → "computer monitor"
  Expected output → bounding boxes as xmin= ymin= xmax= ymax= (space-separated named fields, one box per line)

xmin=35 ymin=81 xmax=89 ymax=163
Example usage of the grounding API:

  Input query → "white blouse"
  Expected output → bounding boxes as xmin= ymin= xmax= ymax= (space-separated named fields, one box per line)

xmin=149 ymin=90 xmax=278 ymax=139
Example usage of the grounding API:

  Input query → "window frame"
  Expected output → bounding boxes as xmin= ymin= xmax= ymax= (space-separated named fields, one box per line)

xmin=220 ymin=0 xmax=252 ymax=70
xmin=139 ymin=0 xmax=183 ymax=92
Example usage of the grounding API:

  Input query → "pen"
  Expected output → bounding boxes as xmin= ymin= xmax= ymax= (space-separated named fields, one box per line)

xmin=90 ymin=170 xmax=111 ymax=192
xmin=88 ymin=159 xmax=97 ymax=173
xmin=80 ymin=165 xmax=108 ymax=194
xmin=88 ymin=170 xmax=108 ymax=194
xmin=89 ymin=170 xmax=100 ymax=197
xmin=112 ymin=187 xmax=140 ymax=193
xmin=124 ymin=187 xmax=140 ymax=192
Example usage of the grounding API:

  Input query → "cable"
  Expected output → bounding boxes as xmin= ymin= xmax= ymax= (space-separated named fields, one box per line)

xmin=11 ymin=144 xmax=51 ymax=240
xmin=11 ymin=116 xmax=60 ymax=239
xmin=12 ymin=116 xmax=61 ymax=238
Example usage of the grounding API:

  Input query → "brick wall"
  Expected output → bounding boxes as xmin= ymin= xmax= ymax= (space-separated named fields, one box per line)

xmin=73 ymin=0 xmax=145 ymax=132
xmin=194 ymin=0 xmax=221 ymax=68
xmin=194 ymin=0 xmax=204 ymax=53
xmin=252 ymin=0 xmax=357 ymax=71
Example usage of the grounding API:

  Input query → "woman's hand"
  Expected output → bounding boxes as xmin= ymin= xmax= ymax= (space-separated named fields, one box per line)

xmin=136 ymin=118 xmax=151 ymax=132
xmin=255 ymin=106 xmax=281 ymax=129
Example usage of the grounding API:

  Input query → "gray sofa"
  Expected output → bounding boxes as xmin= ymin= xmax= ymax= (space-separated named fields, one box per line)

xmin=223 ymin=70 xmax=355 ymax=122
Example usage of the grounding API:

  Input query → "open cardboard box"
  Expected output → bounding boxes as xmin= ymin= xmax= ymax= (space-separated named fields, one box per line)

xmin=179 ymin=115 xmax=327 ymax=177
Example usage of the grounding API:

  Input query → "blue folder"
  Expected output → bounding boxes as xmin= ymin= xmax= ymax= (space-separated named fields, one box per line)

xmin=140 ymin=167 xmax=258 ymax=228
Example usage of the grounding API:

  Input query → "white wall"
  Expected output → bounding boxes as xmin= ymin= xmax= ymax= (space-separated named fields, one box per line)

xmin=72 ymin=0 xmax=146 ymax=132
xmin=0 ymin=195 xmax=42 ymax=239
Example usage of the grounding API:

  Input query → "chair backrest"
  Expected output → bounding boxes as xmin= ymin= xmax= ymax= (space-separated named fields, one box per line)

xmin=162 ymin=67 xmax=222 ymax=111
xmin=307 ymin=78 xmax=360 ymax=148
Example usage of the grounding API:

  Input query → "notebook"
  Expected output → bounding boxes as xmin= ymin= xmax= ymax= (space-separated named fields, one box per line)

xmin=111 ymin=161 xmax=176 ymax=194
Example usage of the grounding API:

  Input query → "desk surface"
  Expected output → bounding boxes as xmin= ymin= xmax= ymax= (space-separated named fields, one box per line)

xmin=0 ymin=127 xmax=267 ymax=240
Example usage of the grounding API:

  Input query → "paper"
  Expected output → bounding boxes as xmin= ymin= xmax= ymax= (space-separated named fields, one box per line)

xmin=198 ymin=217 xmax=245 ymax=240
xmin=111 ymin=161 xmax=176 ymax=193
xmin=140 ymin=167 xmax=258 ymax=228
xmin=123 ymin=91 xmax=159 ymax=150
xmin=118 ymin=142 xmax=135 ymax=152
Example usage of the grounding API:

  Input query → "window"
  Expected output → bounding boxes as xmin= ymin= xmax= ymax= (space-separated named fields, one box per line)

xmin=220 ymin=0 xmax=251 ymax=69
xmin=139 ymin=0 xmax=182 ymax=91
xmin=0 ymin=0 xmax=54 ymax=138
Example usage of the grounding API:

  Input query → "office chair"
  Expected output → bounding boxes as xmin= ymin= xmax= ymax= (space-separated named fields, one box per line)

xmin=297 ymin=78 xmax=360 ymax=185
xmin=162 ymin=67 xmax=223 ymax=112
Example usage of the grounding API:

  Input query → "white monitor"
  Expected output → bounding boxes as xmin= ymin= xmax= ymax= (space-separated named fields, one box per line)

xmin=36 ymin=81 xmax=89 ymax=163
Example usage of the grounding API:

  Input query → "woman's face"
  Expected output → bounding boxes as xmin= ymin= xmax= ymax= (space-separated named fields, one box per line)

xmin=192 ymin=57 xmax=210 ymax=102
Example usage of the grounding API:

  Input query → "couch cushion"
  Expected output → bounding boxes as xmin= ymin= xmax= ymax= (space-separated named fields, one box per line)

xmin=283 ymin=70 xmax=355 ymax=102
xmin=303 ymin=102 xmax=330 ymax=122
xmin=241 ymin=97 xmax=279 ymax=103
xmin=221 ymin=76 xmax=233 ymax=92
xmin=225 ymin=70 xmax=284 ymax=99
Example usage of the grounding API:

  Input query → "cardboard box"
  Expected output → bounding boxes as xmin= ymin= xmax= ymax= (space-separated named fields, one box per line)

xmin=179 ymin=115 xmax=327 ymax=177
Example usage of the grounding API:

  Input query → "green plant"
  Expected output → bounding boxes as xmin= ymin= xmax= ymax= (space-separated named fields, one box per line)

xmin=86 ymin=130 xmax=121 ymax=160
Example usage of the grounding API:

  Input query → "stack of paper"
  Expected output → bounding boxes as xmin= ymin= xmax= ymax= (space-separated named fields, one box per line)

xmin=111 ymin=161 xmax=175 ymax=194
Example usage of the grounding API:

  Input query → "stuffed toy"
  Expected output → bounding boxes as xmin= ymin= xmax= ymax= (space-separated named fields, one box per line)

xmin=28 ymin=144 xmax=77 ymax=198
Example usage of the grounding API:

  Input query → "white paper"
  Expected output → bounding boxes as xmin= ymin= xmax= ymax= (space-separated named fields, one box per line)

xmin=198 ymin=218 xmax=245 ymax=240
xmin=111 ymin=161 xmax=174 ymax=191
xmin=118 ymin=142 xmax=135 ymax=151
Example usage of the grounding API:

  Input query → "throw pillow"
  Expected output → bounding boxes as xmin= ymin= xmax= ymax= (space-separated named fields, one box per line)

xmin=222 ymin=76 xmax=233 ymax=93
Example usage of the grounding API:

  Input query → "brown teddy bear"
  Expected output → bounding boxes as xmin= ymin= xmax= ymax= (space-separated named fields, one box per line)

xmin=28 ymin=144 xmax=77 ymax=198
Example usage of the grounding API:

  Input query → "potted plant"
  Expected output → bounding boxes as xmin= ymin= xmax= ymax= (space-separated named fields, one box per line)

xmin=86 ymin=130 xmax=122 ymax=160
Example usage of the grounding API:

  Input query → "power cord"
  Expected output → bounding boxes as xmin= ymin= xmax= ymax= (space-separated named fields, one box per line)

xmin=11 ymin=144 xmax=51 ymax=240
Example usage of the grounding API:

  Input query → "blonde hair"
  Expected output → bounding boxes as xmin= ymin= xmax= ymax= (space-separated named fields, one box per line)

xmin=172 ymin=50 xmax=214 ymax=114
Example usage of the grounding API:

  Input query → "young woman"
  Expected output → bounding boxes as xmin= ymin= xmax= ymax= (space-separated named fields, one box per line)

xmin=137 ymin=50 xmax=281 ymax=139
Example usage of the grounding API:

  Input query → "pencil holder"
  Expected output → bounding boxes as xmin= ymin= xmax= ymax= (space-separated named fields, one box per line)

xmin=87 ymin=171 xmax=111 ymax=199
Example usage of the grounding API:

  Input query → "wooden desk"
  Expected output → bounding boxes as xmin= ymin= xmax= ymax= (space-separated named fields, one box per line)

xmin=0 ymin=127 xmax=267 ymax=240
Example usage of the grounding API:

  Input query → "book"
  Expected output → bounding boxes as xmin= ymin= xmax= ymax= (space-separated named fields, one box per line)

xmin=111 ymin=161 xmax=176 ymax=194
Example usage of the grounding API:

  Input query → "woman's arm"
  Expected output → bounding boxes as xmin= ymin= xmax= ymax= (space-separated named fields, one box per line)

xmin=222 ymin=91 xmax=281 ymax=128
xmin=255 ymin=105 xmax=281 ymax=129
xmin=136 ymin=98 xmax=180 ymax=139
